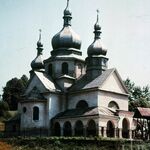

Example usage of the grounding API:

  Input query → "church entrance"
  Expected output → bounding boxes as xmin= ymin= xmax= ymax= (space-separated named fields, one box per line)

xmin=54 ymin=122 xmax=61 ymax=136
xmin=75 ymin=120 xmax=84 ymax=136
xmin=122 ymin=118 xmax=129 ymax=138
xmin=87 ymin=120 xmax=97 ymax=136
xmin=106 ymin=120 xmax=115 ymax=137
xmin=63 ymin=121 xmax=72 ymax=136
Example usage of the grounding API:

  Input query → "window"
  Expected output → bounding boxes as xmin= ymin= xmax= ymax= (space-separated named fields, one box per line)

xmin=33 ymin=106 xmax=39 ymax=121
xmin=108 ymin=101 xmax=119 ymax=110
xmin=62 ymin=62 xmax=68 ymax=74
xmin=76 ymin=100 xmax=88 ymax=109
xmin=48 ymin=64 xmax=53 ymax=76
xmin=23 ymin=107 xmax=27 ymax=113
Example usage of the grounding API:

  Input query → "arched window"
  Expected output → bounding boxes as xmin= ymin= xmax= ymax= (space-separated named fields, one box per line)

xmin=48 ymin=63 xmax=53 ymax=76
xmin=75 ymin=120 xmax=84 ymax=136
xmin=23 ymin=107 xmax=27 ymax=113
xmin=108 ymin=101 xmax=119 ymax=110
xmin=53 ymin=122 xmax=61 ymax=136
xmin=62 ymin=62 xmax=68 ymax=75
xmin=106 ymin=120 xmax=115 ymax=137
xmin=76 ymin=100 xmax=88 ymax=109
xmin=33 ymin=106 xmax=39 ymax=121
xmin=63 ymin=121 xmax=72 ymax=136
xmin=87 ymin=120 xmax=97 ymax=136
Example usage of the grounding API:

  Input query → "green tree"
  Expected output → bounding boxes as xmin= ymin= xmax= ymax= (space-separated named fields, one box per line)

xmin=124 ymin=78 xmax=150 ymax=111
xmin=2 ymin=75 xmax=28 ymax=110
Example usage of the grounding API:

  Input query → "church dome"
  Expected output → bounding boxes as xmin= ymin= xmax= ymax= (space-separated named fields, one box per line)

xmin=51 ymin=0 xmax=81 ymax=50
xmin=31 ymin=30 xmax=44 ymax=70
xmin=52 ymin=26 xmax=81 ymax=50
xmin=87 ymin=10 xmax=107 ymax=56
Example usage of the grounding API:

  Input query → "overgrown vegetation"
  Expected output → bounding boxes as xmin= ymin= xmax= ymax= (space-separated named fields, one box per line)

xmin=124 ymin=78 xmax=150 ymax=111
xmin=2 ymin=75 xmax=28 ymax=110
xmin=2 ymin=137 xmax=150 ymax=150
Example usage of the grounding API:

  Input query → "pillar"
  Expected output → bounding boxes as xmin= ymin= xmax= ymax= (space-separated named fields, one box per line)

xmin=103 ymin=127 xmax=107 ymax=137
xmin=60 ymin=123 xmax=63 ymax=136
xmin=98 ymin=126 xmax=102 ymax=136
xmin=129 ymin=129 xmax=132 ymax=139
xmin=83 ymin=125 xmax=87 ymax=137
xmin=119 ymin=128 xmax=122 ymax=138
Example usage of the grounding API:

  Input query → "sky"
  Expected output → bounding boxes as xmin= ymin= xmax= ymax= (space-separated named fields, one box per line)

xmin=0 ymin=0 xmax=150 ymax=95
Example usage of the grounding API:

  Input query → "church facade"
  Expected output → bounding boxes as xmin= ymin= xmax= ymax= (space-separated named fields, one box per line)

xmin=18 ymin=1 xmax=135 ymax=138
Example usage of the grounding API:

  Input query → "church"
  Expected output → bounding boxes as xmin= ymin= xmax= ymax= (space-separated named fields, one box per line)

xmin=18 ymin=0 xmax=135 ymax=138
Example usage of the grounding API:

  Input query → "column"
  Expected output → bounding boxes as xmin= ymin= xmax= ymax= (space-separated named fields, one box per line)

xmin=119 ymin=128 xmax=122 ymax=138
xmin=72 ymin=127 xmax=75 ymax=136
xmin=83 ymin=125 xmax=87 ymax=137
xmin=103 ymin=127 xmax=107 ymax=137
xmin=60 ymin=123 xmax=63 ymax=136
xmin=129 ymin=129 xmax=132 ymax=139
xmin=98 ymin=126 xmax=102 ymax=137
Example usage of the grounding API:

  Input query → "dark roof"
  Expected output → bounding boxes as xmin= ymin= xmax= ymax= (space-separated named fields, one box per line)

xmin=69 ymin=68 xmax=115 ymax=92
xmin=54 ymin=106 xmax=116 ymax=119
xmin=135 ymin=107 xmax=150 ymax=118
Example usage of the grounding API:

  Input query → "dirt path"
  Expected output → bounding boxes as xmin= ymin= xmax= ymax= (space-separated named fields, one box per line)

xmin=0 ymin=141 xmax=12 ymax=150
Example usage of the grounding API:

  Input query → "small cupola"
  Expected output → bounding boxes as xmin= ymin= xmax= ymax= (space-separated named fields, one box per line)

xmin=86 ymin=10 xmax=108 ymax=80
xmin=31 ymin=29 xmax=44 ymax=71
xmin=51 ymin=0 xmax=81 ymax=51
xmin=87 ymin=10 xmax=107 ymax=56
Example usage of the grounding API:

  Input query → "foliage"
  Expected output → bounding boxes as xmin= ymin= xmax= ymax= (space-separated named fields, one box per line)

xmin=0 ymin=100 xmax=10 ymax=120
xmin=3 ymin=137 xmax=150 ymax=150
xmin=2 ymin=75 xmax=28 ymax=110
xmin=124 ymin=78 xmax=150 ymax=111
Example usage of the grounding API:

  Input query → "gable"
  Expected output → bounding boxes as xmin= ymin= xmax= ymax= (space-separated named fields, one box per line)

xmin=25 ymin=75 xmax=49 ymax=95
xmin=100 ymin=71 xmax=128 ymax=94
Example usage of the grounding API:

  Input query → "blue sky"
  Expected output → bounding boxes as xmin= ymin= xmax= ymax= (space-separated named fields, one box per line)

xmin=0 ymin=0 xmax=150 ymax=95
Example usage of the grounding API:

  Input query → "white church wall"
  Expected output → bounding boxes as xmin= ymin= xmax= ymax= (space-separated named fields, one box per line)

xmin=101 ymin=71 xmax=127 ymax=94
xmin=20 ymin=101 xmax=46 ymax=129
xmin=68 ymin=91 xmax=98 ymax=109
xmin=45 ymin=93 xmax=62 ymax=121
xmin=98 ymin=91 xmax=128 ymax=111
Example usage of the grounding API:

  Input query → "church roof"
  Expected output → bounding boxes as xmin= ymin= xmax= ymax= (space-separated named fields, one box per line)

xmin=54 ymin=106 xmax=116 ymax=119
xmin=35 ymin=71 xmax=59 ymax=92
xmin=69 ymin=68 xmax=113 ymax=91
xmin=69 ymin=68 xmax=128 ymax=94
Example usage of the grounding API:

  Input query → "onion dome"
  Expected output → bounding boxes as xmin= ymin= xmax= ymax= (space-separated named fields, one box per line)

xmin=87 ymin=10 xmax=107 ymax=56
xmin=31 ymin=29 xmax=44 ymax=70
xmin=51 ymin=0 xmax=81 ymax=50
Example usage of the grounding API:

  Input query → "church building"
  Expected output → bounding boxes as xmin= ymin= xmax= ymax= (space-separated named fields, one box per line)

xmin=18 ymin=1 xmax=135 ymax=138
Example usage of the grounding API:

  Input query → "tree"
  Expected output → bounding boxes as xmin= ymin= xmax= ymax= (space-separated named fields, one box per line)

xmin=124 ymin=78 xmax=150 ymax=111
xmin=2 ymin=75 xmax=28 ymax=110
xmin=0 ymin=100 xmax=10 ymax=119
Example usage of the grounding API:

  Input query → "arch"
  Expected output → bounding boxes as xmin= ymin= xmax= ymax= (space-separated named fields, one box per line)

xmin=76 ymin=100 xmax=88 ymax=109
xmin=63 ymin=121 xmax=72 ymax=136
xmin=87 ymin=120 xmax=97 ymax=136
xmin=33 ymin=106 xmax=39 ymax=121
xmin=106 ymin=120 xmax=115 ymax=137
xmin=108 ymin=101 xmax=119 ymax=110
xmin=75 ymin=120 xmax=84 ymax=136
xmin=48 ymin=63 xmax=53 ymax=76
xmin=62 ymin=62 xmax=68 ymax=75
xmin=122 ymin=118 xmax=130 ymax=138
xmin=53 ymin=122 xmax=61 ymax=136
